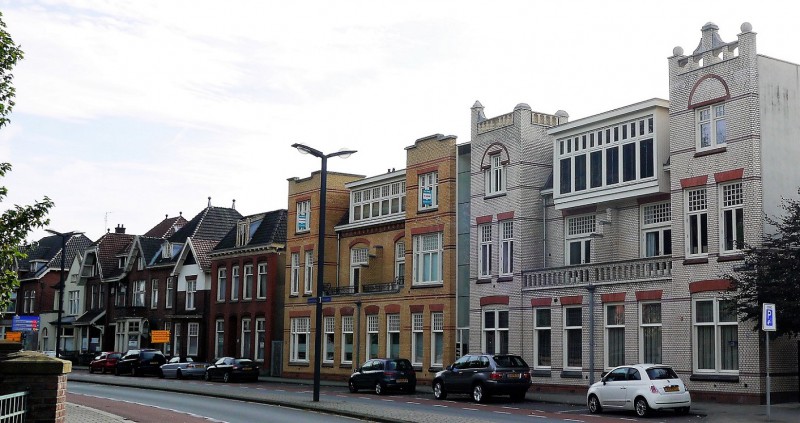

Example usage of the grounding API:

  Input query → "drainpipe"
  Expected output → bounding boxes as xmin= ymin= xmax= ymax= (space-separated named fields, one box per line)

xmin=542 ymin=197 xmax=547 ymax=268
xmin=354 ymin=300 xmax=362 ymax=369
xmin=336 ymin=232 xmax=341 ymax=288
xmin=587 ymin=283 xmax=596 ymax=385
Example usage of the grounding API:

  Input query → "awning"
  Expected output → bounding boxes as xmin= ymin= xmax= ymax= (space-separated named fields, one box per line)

xmin=49 ymin=315 xmax=77 ymax=326
xmin=72 ymin=309 xmax=106 ymax=326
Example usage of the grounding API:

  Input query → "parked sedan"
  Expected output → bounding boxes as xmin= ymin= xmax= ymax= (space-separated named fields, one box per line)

xmin=587 ymin=364 xmax=691 ymax=417
xmin=89 ymin=352 xmax=121 ymax=374
xmin=432 ymin=354 xmax=531 ymax=403
xmin=159 ymin=357 xmax=209 ymax=379
xmin=114 ymin=349 xmax=167 ymax=377
xmin=204 ymin=357 xmax=259 ymax=383
xmin=348 ymin=358 xmax=416 ymax=395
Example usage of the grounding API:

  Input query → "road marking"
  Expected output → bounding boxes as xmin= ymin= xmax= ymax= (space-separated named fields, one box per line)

xmin=534 ymin=410 xmax=546 ymax=413
xmin=406 ymin=402 xmax=421 ymax=405
xmin=502 ymin=406 xmax=520 ymax=410
xmin=381 ymin=399 xmax=394 ymax=402
xmin=562 ymin=419 xmax=584 ymax=423
xmin=494 ymin=411 xmax=511 ymax=415
xmin=619 ymin=419 xmax=638 ymax=421
xmin=432 ymin=404 xmax=448 ymax=408
xmin=528 ymin=416 xmax=546 ymax=419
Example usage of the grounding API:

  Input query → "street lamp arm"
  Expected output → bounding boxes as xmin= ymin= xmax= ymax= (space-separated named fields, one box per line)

xmin=291 ymin=143 xmax=324 ymax=158
xmin=326 ymin=149 xmax=357 ymax=159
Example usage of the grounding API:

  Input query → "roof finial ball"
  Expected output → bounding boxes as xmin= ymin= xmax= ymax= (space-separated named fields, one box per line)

xmin=741 ymin=22 xmax=753 ymax=33
xmin=673 ymin=46 xmax=684 ymax=57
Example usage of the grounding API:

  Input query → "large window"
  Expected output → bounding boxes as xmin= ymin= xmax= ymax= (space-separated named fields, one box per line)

xmin=351 ymin=181 xmax=406 ymax=222
xmin=412 ymin=313 xmax=424 ymax=366
xmin=186 ymin=279 xmax=196 ymax=310
xmin=188 ymin=322 xmax=199 ymax=356
xmin=693 ymin=299 xmax=738 ymax=373
xmin=341 ymin=316 xmax=354 ymax=364
xmin=483 ymin=309 xmax=508 ymax=355
xmin=432 ymin=312 xmax=444 ymax=366
xmin=173 ymin=323 xmax=181 ymax=357
xmin=367 ymin=315 xmax=379 ymax=359
xmin=605 ymin=304 xmax=625 ymax=368
xmin=150 ymin=279 xmax=158 ymax=309
xmin=564 ymin=307 xmax=582 ymax=369
xmin=296 ymin=200 xmax=311 ymax=232
xmin=290 ymin=317 xmax=310 ymax=362
xmin=324 ymin=316 xmax=335 ymax=363
xmin=566 ymin=215 xmax=594 ymax=265
xmin=485 ymin=153 xmax=506 ymax=195
xmin=256 ymin=318 xmax=266 ymax=361
xmin=350 ymin=247 xmax=368 ymax=291
xmin=640 ymin=302 xmax=662 ymax=364
xmin=720 ymin=182 xmax=744 ymax=253
xmin=115 ymin=284 xmax=126 ymax=307
xmin=68 ymin=290 xmax=80 ymax=315
xmin=133 ymin=280 xmax=146 ymax=307
xmin=241 ymin=319 xmax=251 ymax=358
xmin=215 ymin=319 xmax=224 ymax=359
xmin=387 ymin=314 xmax=400 ymax=359
xmin=231 ymin=266 xmax=240 ymax=301
xmin=304 ymin=251 xmax=313 ymax=294
xmin=534 ymin=308 xmax=551 ymax=368
xmin=697 ymin=103 xmax=726 ymax=149
xmin=686 ymin=188 xmax=708 ymax=256
xmin=166 ymin=278 xmax=173 ymax=309
xmin=243 ymin=264 xmax=253 ymax=300
xmin=217 ymin=268 xmax=227 ymax=302
xmin=500 ymin=220 xmax=514 ymax=276
xmin=257 ymin=263 xmax=267 ymax=299
xmin=290 ymin=253 xmax=300 ymax=295
xmin=642 ymin=202 xmax=672 ymax=257
xmin=413 ymin=232 xmax=442 ymax=285
xmin=395 ymin=241 xmax=405 ymax=283
xmin=418 ymin=171 xmax=438 ymax=210
xmin=478 ymin=224 xmax=492 ymax=278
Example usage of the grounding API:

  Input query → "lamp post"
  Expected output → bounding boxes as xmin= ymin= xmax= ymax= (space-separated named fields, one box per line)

xmin=292 ymin=143 xmax=356 ymax=402
xmin=45 ymin=229 xmax=83 ymax=358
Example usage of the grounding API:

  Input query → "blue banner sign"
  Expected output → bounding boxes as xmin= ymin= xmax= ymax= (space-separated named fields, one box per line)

xmin=12 ymin=315 xmax=40 ymax=331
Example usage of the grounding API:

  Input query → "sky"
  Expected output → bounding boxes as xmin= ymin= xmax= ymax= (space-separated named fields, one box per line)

xmin=1 ymin=0 xmax=799 ymax=243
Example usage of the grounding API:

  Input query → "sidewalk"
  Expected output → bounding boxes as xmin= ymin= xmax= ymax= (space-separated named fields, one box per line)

xmin=67 ymin=367 xmax=800 ymax=423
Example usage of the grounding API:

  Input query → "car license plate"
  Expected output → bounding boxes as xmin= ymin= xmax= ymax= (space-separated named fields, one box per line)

xmin=151 ymin=361 xmax=159 ymax=364
xmin=664 ymin=385 xmax=679 ymax=392
xmin=242 ymin=367 xmax=252 ymax=371
xmin=507 ymin=373 xmax=520 ymax=378
xmin=396 ymin=378 xmax=408 ymax=383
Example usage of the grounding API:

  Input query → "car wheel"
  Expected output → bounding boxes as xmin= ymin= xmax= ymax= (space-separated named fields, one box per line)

xmin=588 ymin=394 xmax=603 ymax=414
xmin=472 ymin=384 xmax=487 ymax=403
xmin=510 ymin=391 xmax=526 ymax=402
xmin=133 ymin=367 xmax=140 ymax=377
xmin=677 ymin=407 xmax=690 ymax=415
xmin=204 ymin=372 xmax=211 ymax=382
xmin=114 ymin=367 xmax=120 ymax=376
xmin=374 ymin=381 xmax=384 ymax=395
xmin=89 ymin=367 xmax=95 ymax=374
xmin=634 ymin=397 xmax=650 ymax=417
xmin=433 ymin=381 xmax=447 ymax=400
xmin=158 ymin=369 xmax=164 ymax=379
xmin=223 ymin=372 xmax=231 ymax=383
xmin=348 ymin=380 xmax=358 ymax=393
xmin=101 ymin=367 xmax=107 ymax=374
xmin=176 ymin=370 xmax=182 ymax=380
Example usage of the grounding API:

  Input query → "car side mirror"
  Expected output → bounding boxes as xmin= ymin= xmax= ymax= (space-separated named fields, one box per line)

xmin=356 ymin=367 xmax=362 ymax=373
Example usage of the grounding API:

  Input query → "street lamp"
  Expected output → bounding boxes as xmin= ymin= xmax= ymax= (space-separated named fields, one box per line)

xmin=45 ymin=229 xmax=83 ymax=358
xmin=292 ymin=143 xmax=356 ymax=402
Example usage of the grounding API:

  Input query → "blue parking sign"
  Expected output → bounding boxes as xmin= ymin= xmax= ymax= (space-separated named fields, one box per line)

xmin=762 ymin=303 xmax=776 ymax=331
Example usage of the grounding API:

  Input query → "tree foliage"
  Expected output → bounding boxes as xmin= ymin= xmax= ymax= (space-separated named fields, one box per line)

xmin=727 ymin=190 xmax=800 ymax=337
xmin=0 ymin=12 xmax=54 ymax=314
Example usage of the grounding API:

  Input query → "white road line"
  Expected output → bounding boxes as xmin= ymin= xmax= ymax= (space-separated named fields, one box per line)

xmin=406 ymin=402 xmax=421 ymax=405
xmin=562 ymin=419 xmax=584 ymax=423
xmin=432 ymin=404 xmax=448 ymax=408
xmin=619 ymin=419 xmax=638 ymax=421
xmin=494 ymin=411 xmax=511 ymax=415
xmin=381 ymin=399 xmax=394 ymax=402
xmin=463 ymin=408 xmax=478 ymax=411
xmin=534 ymin=410 xmax=546 ymax=413
xmin=502 ymin=406 xmax=520 ymax=410
xmin=528 ymin=416 xmax=546 ymax=419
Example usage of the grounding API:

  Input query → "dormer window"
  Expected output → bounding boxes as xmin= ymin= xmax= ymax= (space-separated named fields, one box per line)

xmin=237 ymin=220 xmax=249 ymax=246
xmin=137 ymin=256 xmax=144 ymax=271
xmin=30 ymin=262 xmax=37 ymax=272
xmin=118 ymin=257 xmax=126 ymax=269
xmin=162 ymin=242 xmax=171 ymax=259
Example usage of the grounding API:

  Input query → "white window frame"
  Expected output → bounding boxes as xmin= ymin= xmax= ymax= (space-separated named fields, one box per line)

xmin=366 ymin=314 xmax=379 ymax=359
xmin=68 ymin=290 xmax=80 ymax=315
xmin=351 ymin=181 xmax=406 ymax=222
xmin=685 ymin=188 xmax=709 ymax=257
xmin=166 ymin=278 xmax=174 ymax=309
xmin=323 ymin=316 xmax=335 ymax=363
xmin=533 ymin=308 xmax=551 ymax=369
xmin=394 ymin=241 xmax=405 ymax=283
xmin=482 ymin=308 xmax=508 ymax=355
xmin=563 ymin=306 xmax=583 ymax=370
xmin=418 ymin=171 xmax=438 ymax=210
xmin=163 ymin=322 xmax=172 ymax=356
xmin=255 ymin=318 xmax=266 ymax=361
xmin=290 ymin=317 xmax=310 ymax=363
xmin=412 ymin=232 xmax=442 ymax=285
xmin=296 ymin=200 xmax=311 ymax=233
xmin=500 ymin=220 xmax=514 ymax=276
xmin=290 ymin=253 xmax=300 ymax=295
xmin=133 ymin=280 xmax=146 ymax=307
xmin=697 ymin=103 xmax=726 ymax=150
xmin=431 ymin=312 xmax=444 ymax=367
xmin=641 ymin=201 xmax=672 ymax=257
xmin=411 ymin=313 xmax=424 ymax=366
xmin=304 ymin=251 xmax=314 ymax=294
xmin=350 ymin=248 xmax=368 ymax=290
xmin=639 ymin=302 xmax=662 ymax=364
xmin=186 ymin=279 xmax=196 ymax=310
xmin=240 ymin=318 xmax=251 ymax=358
xmin=215 ymin=319 xmax=224 ymax=359
xmin=692 ymin=298 xmax=739 ymax=374
xmin=91 ymin=285 xmax=98 ymax=310
xmin=604 ymin=303 xmax=625 ymax=369
xmin=386 ymin=314 xmax=400 ymax=359
xmin=485 ymin=153 xmax=506 ymax=195
xmin=720 ymin=182 xmax=744 ymax=254
xmin=565 ymin=215 xmax=595 ymax=265
xmin=173 ymin=323 xmax=182 ymax=357
xmin=231 ymin=266 xmax=240 ymax=301
xmin=217 ymin=268 xmax=227 ymax=302
xmin=478 ymin=224 xmax=492 ymax=278
xmin=236 ymin=220 xmax=249 ymax=246
xmin=150 ymin=279 xmax=158 ymax=309
xmin=242 ymin=264 xmax=253 ymax=300
xmin=341 ymin=315 xmax=354 ymax=364
xmin=257 ymin=263 xmax=267 ymax=299
xmin=187 ymin=322 xmax=199 ymax=356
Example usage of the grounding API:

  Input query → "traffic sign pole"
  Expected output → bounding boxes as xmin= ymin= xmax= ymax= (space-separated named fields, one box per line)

xmin=762 ymin=303 xmax=776 ymax=420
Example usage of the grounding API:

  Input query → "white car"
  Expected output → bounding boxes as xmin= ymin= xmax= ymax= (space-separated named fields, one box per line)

xmin=587 ymin=364 xmax=691 ymax=417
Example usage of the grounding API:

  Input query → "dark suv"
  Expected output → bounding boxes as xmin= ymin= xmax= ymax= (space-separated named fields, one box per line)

xmin=348 ymin=358 xmax=416 ymax=395
xmin=432 ymin=354 xmax=531 ymax=403
xmin=115 ymin=349 xmax=166 ymax=377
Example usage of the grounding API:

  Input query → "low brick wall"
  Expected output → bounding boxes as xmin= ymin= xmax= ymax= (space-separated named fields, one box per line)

xmin=0 ymin=341 xmax=72 ymax=423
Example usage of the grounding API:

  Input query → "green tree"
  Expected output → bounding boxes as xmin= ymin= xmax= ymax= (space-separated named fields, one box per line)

xmin=0 ymin=11 xmax=54 ymax=314
xmin=727 ymin=191 xmax=800 ymax=337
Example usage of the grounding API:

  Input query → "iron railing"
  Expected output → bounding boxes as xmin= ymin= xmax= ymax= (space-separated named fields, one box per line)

xmin=0 ymin=391 xmax=28 ymax=423
xmin=324 ymin=277 xmax=405 ymax=296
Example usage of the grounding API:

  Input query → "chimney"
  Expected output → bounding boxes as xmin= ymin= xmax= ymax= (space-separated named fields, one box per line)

xmin=115 ymin=224 xmax=126 ymax=234
xmin=232 ymin=199 xmax=236 ymax=210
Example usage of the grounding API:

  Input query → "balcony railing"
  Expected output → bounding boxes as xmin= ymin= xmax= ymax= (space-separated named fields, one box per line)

xmin=522 ymin=257 xmax=672 ymax=289
xmin=324 ymin=277 xmax=404 ymax=297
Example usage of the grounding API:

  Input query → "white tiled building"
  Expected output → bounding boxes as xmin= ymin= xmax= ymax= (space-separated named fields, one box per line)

xmin=468 ymin=22 xmax=800 ymax=403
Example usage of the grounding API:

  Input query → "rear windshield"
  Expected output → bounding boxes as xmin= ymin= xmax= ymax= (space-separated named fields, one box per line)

xmin=647 ymin=367 xmax=679 ymax=380
xmin=388 ymin=360 xmax=413 ymax=371
xmin=109 ymin=353 xmax=121 ymax=359
xmin=493 ymin=355 xmax=529 ymax=368
xmin=235 ymin=359 xmax=254 ymax=365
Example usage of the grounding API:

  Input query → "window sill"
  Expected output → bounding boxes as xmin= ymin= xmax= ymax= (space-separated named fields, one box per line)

xmin=477 ymin=278 xmax=492 ymax=284
xmin=683 ymin=257 xmax=709 ymax=265
xmin=411 ymin=283 xmax=444 ymax=289
xmin=340 ymin=363 xmax=354 ymax=369
xmin=322 ymin=362 xmax=334 ymax=368
xmin=295 ymin=230 xmax=311 ymax=235
xmin=484 ymin=192 xmax=507 ymax=200
xmin=717 ymin=254 xmax=744 ymax=262
xmin=561 ymin=370 xmax=583 ymax=379
xmin=689 ymin=374 xmax=739 ymax=383
xmin=289 ymin=294 xmax=299 ymax=298
xmin=694 ymin=146 xmax=727 ymax=157
xmin=532 ymin=369 xmax=552 ymax=377
xmin=416 ymin=207 xmax=439 ymax=214
xmin=289 ymin=361 xmax=310 ymax=367
xmin=428 ymin=366 xmax=444 ymax=372
xmin=497 ymin=276 xmax=514 ymax=282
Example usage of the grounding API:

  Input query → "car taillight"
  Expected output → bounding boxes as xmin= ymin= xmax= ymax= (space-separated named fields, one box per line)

xmin=233 ymin=366 xmax=241 ymax=370
xmin=523 ymin=371 xmax=531 ymax=380
xmin=384 ymin=371 xmax=397 ymax=377
xmin=650 ymin=385 xmax=659 ymax=394
xmin=490 ymin=372 xmax=502 ymax=381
